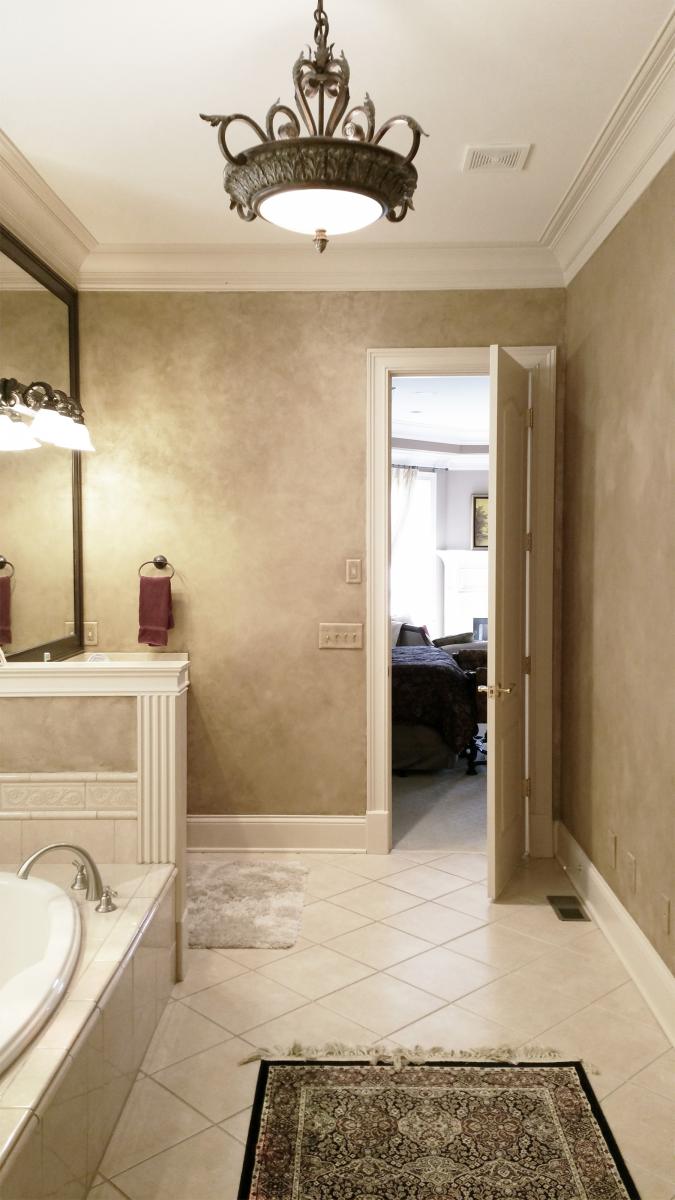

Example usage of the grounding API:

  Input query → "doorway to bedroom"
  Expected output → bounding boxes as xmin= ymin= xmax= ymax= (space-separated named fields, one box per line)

xmin=366 ymin=345 xmax=557 ymax=901
xmin=390 ymin=375 xmax=489 ymax=854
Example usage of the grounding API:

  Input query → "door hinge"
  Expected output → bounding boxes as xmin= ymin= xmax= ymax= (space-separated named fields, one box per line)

xmin=522 ymin=777 xmax=531 ymax=799
xmin=525 ymin=531 xmax=533 ymax=552
xmin=523 ymin=655 xmax=531 ymax=674
xmin=527 ymin=408 xmax=534 ymax=428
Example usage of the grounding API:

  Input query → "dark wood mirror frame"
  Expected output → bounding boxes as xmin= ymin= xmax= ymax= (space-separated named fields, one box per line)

xmin=1 ymin=223 xmax=83 ymax=661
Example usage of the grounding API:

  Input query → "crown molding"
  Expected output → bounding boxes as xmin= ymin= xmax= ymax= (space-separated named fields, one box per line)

xmin=2 ymin=12 xmax=672 ymax=294
xmin=0 ymin=130 xmax=95 ymax=284
xmin=78 ymin=241 xmax=562 ymax=291
xmin=541 ymin=12 xmax=675 ymax=283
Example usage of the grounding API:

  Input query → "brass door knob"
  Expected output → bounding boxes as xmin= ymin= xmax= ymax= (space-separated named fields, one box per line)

xmin=477 ymin=684 xmax=515 ymax=698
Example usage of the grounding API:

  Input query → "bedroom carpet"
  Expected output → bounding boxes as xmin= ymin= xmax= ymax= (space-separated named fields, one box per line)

xmin=187 ymin=859 xmax=308 ymax=949
xmin=393 ymin=760 xmax=487 ymax=851
xmin=239 ymin=1060 xmax=639 ymax=1199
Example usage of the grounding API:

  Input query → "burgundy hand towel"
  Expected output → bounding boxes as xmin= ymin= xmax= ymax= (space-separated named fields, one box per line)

xmin=138 ymin=575 xmax=174 ymax=647
xmin=0 ymin=576 xmax=11 ymax=645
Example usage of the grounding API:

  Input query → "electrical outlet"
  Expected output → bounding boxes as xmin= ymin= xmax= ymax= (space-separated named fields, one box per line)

xmin=65 ymin=620 xmax=98 ymax=645
xmin=345 ymin=558 xmax=362 ymax=584
xmin=625 ymin=851 xmax=637 ymax=893
xmin=319 ymin=622 xmax=363 ymax=649
xmin=608 ymin=830 xmax=617 ymax=869
xmin=661 ymin=894 xmax=671 ymax=936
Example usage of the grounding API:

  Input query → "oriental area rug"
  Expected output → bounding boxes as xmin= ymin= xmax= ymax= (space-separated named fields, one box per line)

xmin=239 ymin=1060 xmax=639 ymax=1199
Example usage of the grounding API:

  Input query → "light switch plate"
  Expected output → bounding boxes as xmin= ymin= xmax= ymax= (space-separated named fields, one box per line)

xmin=66 ymin=620 xmax=98 ymax=645
xmin=345 ymin=558 xmax=362 ymax=584
xmin=319 ymin=622 xmax=363 ymax=649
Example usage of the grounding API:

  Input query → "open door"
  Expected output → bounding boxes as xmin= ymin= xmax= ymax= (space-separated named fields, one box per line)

xmin=487 ymin=347 xmax=530 ymax=898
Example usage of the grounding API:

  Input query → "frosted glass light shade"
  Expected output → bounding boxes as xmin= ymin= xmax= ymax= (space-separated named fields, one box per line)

xmin=258 ymin=188 xmax=383 ymax=236
xmin=63 ymin=420 xmax=95 ymax=452
xmin=31 ymin=408 xmax=95 ymax=452
xmin=0 ymin=414 xmax=40 ymax=451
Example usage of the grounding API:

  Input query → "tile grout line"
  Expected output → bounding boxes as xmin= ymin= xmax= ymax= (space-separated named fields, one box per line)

xmin=107 ymin=1121 xmax=238 ymax=1191
xmin=146 ymin=1064 xmax=250 ymax=1128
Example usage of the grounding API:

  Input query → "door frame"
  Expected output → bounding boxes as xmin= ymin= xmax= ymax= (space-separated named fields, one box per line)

xmin=365 ymin=345 xmax=557 ymax=855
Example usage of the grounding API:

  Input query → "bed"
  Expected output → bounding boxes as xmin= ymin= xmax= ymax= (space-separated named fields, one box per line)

xmin=391 ymin=643 xmax=479 ymax=774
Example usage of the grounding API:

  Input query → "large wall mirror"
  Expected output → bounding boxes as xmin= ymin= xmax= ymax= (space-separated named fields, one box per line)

xmin=0 ymin=225 xmax=83 ymax=660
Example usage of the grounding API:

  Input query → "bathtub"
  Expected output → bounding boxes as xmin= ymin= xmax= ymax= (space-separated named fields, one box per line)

xmin=0 ymin=872 xmax=81 ymax=1076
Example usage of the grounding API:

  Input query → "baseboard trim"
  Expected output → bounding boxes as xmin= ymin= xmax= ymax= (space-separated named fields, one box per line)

xmin=365 ymin=810 xmax=391 ymax=855
xmin=187 ymin=814 xmax=366 ymax=853
xmin=555 ymin=820 xmax=674 ymax=1046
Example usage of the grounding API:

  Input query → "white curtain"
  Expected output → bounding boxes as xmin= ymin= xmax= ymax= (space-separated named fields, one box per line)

xmin=391 ymin=467 xmax=438 ymax=632
xmin=391 ymin=467 xmax=418 ymax=551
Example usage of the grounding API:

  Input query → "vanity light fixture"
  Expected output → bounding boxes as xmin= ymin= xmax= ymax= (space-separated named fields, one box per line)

xmin=200 ymin=0 xmax=426 ymax=253
xmin=0 ymin=412 xmax=40 ymax=451
xmin=0 ymin=378 xmax=95 ymax=452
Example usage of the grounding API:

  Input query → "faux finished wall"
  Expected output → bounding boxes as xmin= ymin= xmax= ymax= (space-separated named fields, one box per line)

xmin=79 ymin=289 xmax=564 ymax=818
xmin=563 ymin=157 xmax=674 ymax=968
xmin=437 ymin=469 xmax=490 ymax=550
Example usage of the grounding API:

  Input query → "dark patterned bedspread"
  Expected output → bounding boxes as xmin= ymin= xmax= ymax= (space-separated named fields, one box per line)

xmin=392 ymin=645 xmax=477 ymax=752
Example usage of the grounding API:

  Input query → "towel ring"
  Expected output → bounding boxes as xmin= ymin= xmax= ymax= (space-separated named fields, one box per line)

xmin=0 ymin=556 xmax=15 ymax=579
xmin=138 ymin=555 xmax=175 ymax=579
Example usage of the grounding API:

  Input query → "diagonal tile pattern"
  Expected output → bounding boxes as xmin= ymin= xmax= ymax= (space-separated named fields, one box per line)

xmin=183 ymin=972 xmax=307 ymax=1034
xmin=91 ymin=851 xmax=674 ymax=1200
xmin=256 ymin=944 xmax=374 ymax=999
xmin=384 ymin=864 xmax=470 ymax=899
xmin=319 ymin=972 xmax=445 ymax=1036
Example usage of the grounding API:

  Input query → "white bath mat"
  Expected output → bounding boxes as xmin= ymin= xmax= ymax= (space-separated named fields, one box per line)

xmin=187 ymin=859 xmax=308 ymax=949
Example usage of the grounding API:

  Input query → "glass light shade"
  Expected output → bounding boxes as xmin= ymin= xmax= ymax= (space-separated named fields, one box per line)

xmin=0 ymin=413 xmax=40 ymax=451
xmin=31 ymin=408 xmax=95 ymax=452
xmin=258 ymin=188 xmax=383 ymax=236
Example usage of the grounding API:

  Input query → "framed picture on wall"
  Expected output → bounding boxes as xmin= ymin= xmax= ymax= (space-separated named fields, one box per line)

xmin=472 ymin=495 xmax=489 ymax=549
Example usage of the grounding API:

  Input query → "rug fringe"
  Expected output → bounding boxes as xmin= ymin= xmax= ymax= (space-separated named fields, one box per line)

xmin=240 ymin=1041 xmax=599 ymax=1072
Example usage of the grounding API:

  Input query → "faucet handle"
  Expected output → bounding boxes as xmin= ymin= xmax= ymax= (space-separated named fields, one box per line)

xmin=95 ymin=885 xmax=118 ymax=914
xmin=71 ymin=860 xmax=88 ymax=891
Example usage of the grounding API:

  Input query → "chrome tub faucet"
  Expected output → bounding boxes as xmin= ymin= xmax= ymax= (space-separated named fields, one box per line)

xmin=17 ymin=844 xmax=117 ymax=912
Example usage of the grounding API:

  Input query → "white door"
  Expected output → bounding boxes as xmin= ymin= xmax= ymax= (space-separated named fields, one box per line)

xmin=487 ymin=347 xmax=530 ymax=898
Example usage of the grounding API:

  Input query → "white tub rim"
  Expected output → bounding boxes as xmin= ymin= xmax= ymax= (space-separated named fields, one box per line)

xmin=0 ymin=872 xmax=81 ymax=1076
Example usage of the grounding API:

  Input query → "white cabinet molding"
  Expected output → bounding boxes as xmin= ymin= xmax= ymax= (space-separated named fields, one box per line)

xmin=0 ymin=655 xmax=188 ymax=868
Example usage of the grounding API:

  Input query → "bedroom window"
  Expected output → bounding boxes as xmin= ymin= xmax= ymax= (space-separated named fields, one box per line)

xmin=391 ymin=467 xmax=439 ymax=634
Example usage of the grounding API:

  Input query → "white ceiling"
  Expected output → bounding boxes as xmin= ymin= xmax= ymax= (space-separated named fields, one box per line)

xmin=1 ymin=0 xmax=671 ymax=250
xmin=392 ymin=376 xmax=489 ymax=444
xmin=392 ymin=375 xmax=490 ymax=470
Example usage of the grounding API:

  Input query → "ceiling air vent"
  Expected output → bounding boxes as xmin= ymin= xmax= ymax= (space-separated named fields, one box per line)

xmin=463 ymin=144 xmax=532 ymax=172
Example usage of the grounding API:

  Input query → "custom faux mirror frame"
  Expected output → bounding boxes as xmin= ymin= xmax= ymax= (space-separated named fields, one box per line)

xmin=0 ymin=224 xmax=83 ymax=661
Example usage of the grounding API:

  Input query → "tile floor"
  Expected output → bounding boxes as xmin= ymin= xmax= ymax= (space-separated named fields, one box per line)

xmin=88 ymin=852 xmax=674 ymax=1200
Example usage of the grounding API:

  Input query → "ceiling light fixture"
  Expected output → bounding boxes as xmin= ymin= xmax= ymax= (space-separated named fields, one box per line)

xmin=0 ymin=378 xmax=95 ymax=452
xmin=201 ymin=0 xmax=426 ymax=253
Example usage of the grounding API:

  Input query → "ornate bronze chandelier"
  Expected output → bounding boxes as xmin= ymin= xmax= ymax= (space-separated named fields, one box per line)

xmin=201 ymin=1 xmax=426 ymax=252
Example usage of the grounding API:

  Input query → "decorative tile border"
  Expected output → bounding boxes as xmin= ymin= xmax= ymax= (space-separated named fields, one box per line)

xmin=0 ymin=774 xmax=138 ymax=815
xmin=1 ymin=784 xmax=86 ymax=811
xmin=86 ymin=782 xmax=138 ymax=811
